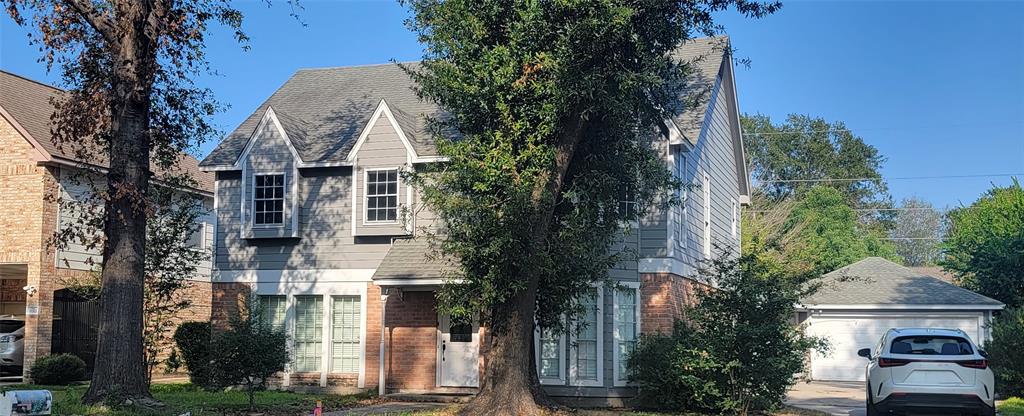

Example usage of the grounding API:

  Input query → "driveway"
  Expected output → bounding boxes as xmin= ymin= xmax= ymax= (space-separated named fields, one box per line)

xmin=787 ymin=381 xmax=864 ymax=416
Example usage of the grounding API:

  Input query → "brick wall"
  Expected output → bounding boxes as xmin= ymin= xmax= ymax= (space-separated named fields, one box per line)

xmin=640 ymin=273 xmax=703 ymax=335
xmin=383 ymin=290 xmax=437 ymax=391
xmin=0 ymin=116 xmax=50 ymax=372
xmin=211 ymin=282 xmax=253 ymax=330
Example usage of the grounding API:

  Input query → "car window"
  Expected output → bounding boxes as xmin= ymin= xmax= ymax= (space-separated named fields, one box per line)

xmin=891 ymin=335 xmax=973 ymax=355
xmin=0 ymin=320 xmax=24 ymax=333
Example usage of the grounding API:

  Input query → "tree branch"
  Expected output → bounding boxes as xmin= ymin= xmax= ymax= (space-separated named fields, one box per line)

xmin=63 ymin=0 xmax=118 ymax=46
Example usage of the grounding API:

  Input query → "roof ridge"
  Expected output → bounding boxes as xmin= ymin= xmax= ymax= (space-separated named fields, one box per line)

xmin=0 ymin=70 xmax=63 ymax=94
xmin=296 ymin=60 xmax=420 ymax=72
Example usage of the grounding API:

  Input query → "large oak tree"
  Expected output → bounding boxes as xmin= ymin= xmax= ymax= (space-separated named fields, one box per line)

xmin=5 ymin=0 xmax=255 ymax=404
xmin=403 ymin=1 xmax=778 ymax=414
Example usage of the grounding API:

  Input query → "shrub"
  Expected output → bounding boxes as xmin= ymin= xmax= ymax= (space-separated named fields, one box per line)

xmin=173 ymin=321 xmax=214 ymax=389
xmin=209 ymin=296 xmax=289 ymax=409
xmin=29 ymin=353 xmax=86 ymax=385
xmin=628 ymin=252 xmax=828 ymax=414
xmin=986 ymin=308 xmax=1024 ymax=396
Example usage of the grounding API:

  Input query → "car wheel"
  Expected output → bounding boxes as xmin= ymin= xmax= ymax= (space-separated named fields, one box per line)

xmin=866 ymin=387 xmax=880 ymax=416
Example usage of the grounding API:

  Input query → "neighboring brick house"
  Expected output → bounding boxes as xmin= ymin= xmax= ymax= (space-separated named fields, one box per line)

xmin=199 ymin=36 xmax=750 ymax=402
xmin=0 ymin=70 xmax=215 ymax=378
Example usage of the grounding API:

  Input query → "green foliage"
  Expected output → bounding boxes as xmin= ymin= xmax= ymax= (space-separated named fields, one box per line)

xmin=210 ymin=297 xmax=289 ymax=409
xmin=941 ymin=180 xmax=1024 ymax=307
xmin=403 ymin=0 xmax=779 ymax=330
xmin=986 ymin=308 xmax=1024 ymax=397
xmin=742 ymin=113 xmax=889 ymax=208
xmin=173 ymin=321 xmax=214 ymax=390
xmin=29 ymin=354 xmax=87 ymax=385
xmin=628 ymin=252 xmax=826 ymax=414
xmin=744 ymin=186 xmax=899 ymax=276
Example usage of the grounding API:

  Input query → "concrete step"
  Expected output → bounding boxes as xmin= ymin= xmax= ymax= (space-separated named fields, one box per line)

xmin=384 ymin=393 xmax=474 ymax=404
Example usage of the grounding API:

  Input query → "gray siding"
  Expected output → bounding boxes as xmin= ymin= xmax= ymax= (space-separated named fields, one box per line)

xmin=56 ymin=168 xmax=214 ymax=280
xmin=677 ymin=73 xmax=742 ymax=266
xmin=214 ymin=114 xmax=419 ymax=272
xmin=353 ymin=116 xmax=412 ymax=237
xmin=242 ymin=119 xmax=298 ymax=239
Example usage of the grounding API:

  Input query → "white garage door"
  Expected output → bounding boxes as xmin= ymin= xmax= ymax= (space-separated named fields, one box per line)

xmin=805 ymin=313 xmax=983 ymax=382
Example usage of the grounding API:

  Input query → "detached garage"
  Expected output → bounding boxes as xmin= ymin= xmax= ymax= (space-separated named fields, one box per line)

xmin=799 ymin=257 xmax=1004 ymax=382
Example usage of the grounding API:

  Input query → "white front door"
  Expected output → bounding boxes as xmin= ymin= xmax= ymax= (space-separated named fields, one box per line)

xmin=438 ymin=313 xmax=479 ymax=387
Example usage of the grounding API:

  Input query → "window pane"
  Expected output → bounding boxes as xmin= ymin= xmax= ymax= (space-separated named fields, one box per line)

xmin=574 ymin=288 xmax=599 ymax=382
xmin=539 ymin=328 xmax=561 ymax=379
xmin=332 ymin=296 xmax=361 ymax=373
xmin=365 ymin=169 xmax=399 ymax=223
xmin=260 ymin=295 xmax=287 ymax=332
xmin=294 ymin=296 xmax=323 ymax=372
xmin=615 ymin=288 xmax=638 ymax=380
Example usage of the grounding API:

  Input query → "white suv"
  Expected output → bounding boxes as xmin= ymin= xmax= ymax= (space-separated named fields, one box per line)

xmin=858 ymin=328 xmax=995 ymax=416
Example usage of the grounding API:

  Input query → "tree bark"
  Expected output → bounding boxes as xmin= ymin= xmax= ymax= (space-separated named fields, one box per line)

xmin=461 ymin=116 xmax=587 ymax=416
xmin=80 ymin=0 xmax=158 ymax=405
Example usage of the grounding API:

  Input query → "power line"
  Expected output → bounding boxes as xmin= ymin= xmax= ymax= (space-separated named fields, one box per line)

xmin=741 ymin=122 xmax=1024 ymax=137
xmin=757 ymin=173 xmax=1023 ymax=184
xmin=745 ymin=207 xmax=961 ymax=214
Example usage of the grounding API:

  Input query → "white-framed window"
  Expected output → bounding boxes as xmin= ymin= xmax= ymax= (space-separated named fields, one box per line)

xmin=331 ymin=296 xmax=362 ymax=373
xmin=535 ymin=323 xmax=566 ymax=385
xmin=364 ymin=169 xmax=399 ymax=223
xmin=570 ymin=286 xmax=603 ymax=386
xmin=613 ymin=283 xmax=641 ymax=386
xmin=294 ymin=295 xmax=323 ymax=372
xmin=731 ymin=198 xmax=738 ymax=239
xmin=253 ymin=174 xmax=285 ymax=226
xmin=674 ymin=150 xmax=687 ymax=248
xmin=186 ymin=222 xmax=207 ymax=250
xmin=260 ymin=295 xmax=288 ymax=331
xmin=702 ymin=170 xmax=711 ymax=259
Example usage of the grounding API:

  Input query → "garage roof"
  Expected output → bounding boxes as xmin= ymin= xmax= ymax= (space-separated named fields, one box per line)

xmin=801 ymin=257 xmax=1004 ymax=310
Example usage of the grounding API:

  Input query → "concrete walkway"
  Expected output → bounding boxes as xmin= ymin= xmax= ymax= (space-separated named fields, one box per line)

xmin=786 ymin=381 xmax=865 ymax=416
xmin=323 ymin=402 xmax=449 ymax=415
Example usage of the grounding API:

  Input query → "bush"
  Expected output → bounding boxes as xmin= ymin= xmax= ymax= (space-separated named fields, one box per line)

xmin=173 ymin=321 xmax=214 ymax=389
xmin=628 ymin=252 xmax=828 ymax=414
xmin=209 ymin=296 xmax=289 ymax=409
xmin=29 ymin=353 xmax=86 ymax=385
xmin=986 ymin=308 xmax=1024 ymax=396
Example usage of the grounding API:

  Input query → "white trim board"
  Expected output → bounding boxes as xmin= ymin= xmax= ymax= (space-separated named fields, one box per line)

xmin=215 ymin=269 xmax=376 ymax=284
xmin=637 ymin=257 xmax=696 ymax=277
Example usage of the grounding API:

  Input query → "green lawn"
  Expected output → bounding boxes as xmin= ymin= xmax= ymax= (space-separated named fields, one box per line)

xmin=2 ymin=383 xmax=370 ymax=415
xmin=999 ymin=397 xmax=1024 ymax=416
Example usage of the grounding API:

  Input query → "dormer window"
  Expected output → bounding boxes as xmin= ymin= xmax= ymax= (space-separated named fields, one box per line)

xmin=253 ymin=174 xmax=285 ymax=226
xmin=365 ymin=169 xmax=399 ymax=223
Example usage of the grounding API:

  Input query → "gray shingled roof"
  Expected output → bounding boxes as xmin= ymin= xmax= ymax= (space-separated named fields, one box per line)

xmin=670 ymin=36 xmax=730 ymax=146
xmin=201 ymin=37 xmax=730 ymax=167
xmin=200 ymin=62 xmax=438 ymax=167
xmin=802 ymin=257 xmax=1003 ymax=308
xmin=0 ymin=70 xmax=214 ymax=192
xmin=372 ymin=238 xmax=459 ymax=281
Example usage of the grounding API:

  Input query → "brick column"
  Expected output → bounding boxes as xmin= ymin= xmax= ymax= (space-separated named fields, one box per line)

xmin=640 ymin=273 xmax=700 ymax=335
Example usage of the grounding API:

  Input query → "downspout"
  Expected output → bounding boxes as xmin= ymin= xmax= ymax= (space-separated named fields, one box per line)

xmin=379 ymin=289 xmax=389 ymax=396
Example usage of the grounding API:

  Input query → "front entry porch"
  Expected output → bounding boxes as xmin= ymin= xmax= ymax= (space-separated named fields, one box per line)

xmin=378 ymin=286 xmax=482 ymax=395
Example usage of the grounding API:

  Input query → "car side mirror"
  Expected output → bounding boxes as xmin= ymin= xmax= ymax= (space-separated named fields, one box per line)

xmin=979 ymin=349 xmax=989 ymax=358
xmin=857 ymin=348 xmax=872 ymax=359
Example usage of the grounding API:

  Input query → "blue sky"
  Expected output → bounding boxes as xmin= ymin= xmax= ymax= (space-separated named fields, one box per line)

xmin=2 ymin=0 xmax=1022 ymax=209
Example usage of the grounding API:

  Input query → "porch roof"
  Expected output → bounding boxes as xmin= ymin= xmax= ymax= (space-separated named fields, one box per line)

xmin=372 ymin=238 xmax=459 ymax=285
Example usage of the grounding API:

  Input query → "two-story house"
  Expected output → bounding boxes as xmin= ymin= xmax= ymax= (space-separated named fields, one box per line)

xmin=200 ymin=36 xmax=750 ymax=402
xmin=0 ymin=70 xmax=215 ymax=378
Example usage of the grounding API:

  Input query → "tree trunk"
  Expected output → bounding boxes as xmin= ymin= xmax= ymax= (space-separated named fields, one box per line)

xmin=82 ymin=0 xmax=157 ymax=405
xmin=461 ymin=116 xmax=587 ymax=415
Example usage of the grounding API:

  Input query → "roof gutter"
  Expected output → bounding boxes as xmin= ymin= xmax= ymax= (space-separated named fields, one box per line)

xmin=798 ymin=303 xmax=1005 ymax=311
